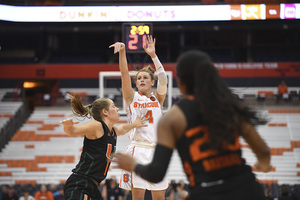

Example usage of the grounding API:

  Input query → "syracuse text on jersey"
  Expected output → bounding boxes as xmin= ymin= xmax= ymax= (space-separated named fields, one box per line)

xmin=133 ymin=102 xmax=159 ymax=108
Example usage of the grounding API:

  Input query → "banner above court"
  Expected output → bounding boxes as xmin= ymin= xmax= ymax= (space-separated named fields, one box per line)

xmin=0 ymin=4 xmax=299 ymax=22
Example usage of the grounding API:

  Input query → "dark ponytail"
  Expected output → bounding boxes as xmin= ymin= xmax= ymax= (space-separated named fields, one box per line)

xmin=177 ymin=50 xmax=268 ymax=152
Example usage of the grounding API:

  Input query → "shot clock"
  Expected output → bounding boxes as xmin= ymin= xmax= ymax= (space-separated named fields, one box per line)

xmin=122 ymin=23 xmax=153 ymax=53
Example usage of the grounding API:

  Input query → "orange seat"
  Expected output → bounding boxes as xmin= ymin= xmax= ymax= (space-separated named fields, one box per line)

xmin=278 ymin=148 xmax=289 ymax=155
xmin=293 ymin=141 xmax=300 ymax=148
xmin=258 ymin=91 xmax=274 ymax=97
xmin=49 ymin=156 xmax=59 ymax=163
xmin=281 ymin=109 xmax=289 ymax=113
xmin=0 ymin=172 xmax=12 ymax=176
xmin=49 ymin=114 xmax=65 ymax=117
xmin=65 ymin=156 xmax=75 ymax=163
xmin=25 ymin=144 xmax=35 ymax=149
xmin=290 ymin=109 xmax=300 ymax=113
xmin=40 ymin=167 xmax=47 ymax=171
xmin=15 ymin=180 xmax=37 ymax=186
xmin=270 ymin=148 xmax=278 ymax=155
xmin=57 ymin=156 xmax=64 ymax=163
xmin=2 ymin=113 xmax=12 ymax=118
xmin=278 ymin=123 xmax=287 ymax=127
xmin=36 ymin=155 xmax=47 ymax=163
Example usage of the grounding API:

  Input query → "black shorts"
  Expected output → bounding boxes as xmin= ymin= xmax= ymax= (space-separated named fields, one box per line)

xmin=64 ymin=174 xmax=103 ymax=200
xmin=187 ymin=172 xmax=265 ymax=200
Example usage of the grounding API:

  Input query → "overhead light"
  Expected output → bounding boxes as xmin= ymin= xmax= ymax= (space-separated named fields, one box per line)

xmin=23 ymin=82 xmax=37 ymax=88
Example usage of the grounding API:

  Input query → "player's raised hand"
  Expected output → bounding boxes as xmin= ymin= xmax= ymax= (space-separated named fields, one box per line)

xmin=132 ymin=115 xmax=148 ymax=128
xmin=59 ymin=118 xmax=79 ymax=127
xmin=143 ymin=35 xmax=156 ymax=58
xmin=109 ymin=42 xmax=125 ymax=54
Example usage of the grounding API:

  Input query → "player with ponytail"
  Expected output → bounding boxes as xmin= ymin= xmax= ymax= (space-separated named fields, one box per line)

xmin=61 ymin=93 xmax=146 ymax=200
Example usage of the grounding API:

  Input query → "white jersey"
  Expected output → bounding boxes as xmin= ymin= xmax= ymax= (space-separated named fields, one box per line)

xmin=121 ymin=92 xmax=168 ymax=191
xmin=125 ymin=92 xmax=162 ymax=144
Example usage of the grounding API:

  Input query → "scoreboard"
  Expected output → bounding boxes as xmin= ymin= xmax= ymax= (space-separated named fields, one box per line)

xmin=122 ymin=23 xmax=153 ymax=53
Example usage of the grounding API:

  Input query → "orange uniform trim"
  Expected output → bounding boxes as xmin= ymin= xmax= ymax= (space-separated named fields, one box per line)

xmin=129 ymin=105 xmax=132 ymax=115
xmin=83 ymin=194 xmax=88 ymax=200
xmin=131 ymin=146 xmax=136 ymax=188
xmin=104 ymin=162 xmax=110 ymax=177
xmin=185 ymin=126 xmax=208 ymax=138
xmin=104 ymin=144 xmax=112 ymax=176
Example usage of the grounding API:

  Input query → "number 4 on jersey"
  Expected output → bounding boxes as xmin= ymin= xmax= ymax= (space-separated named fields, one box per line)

xmin=145 ymin=110 xmax=153 ymax=124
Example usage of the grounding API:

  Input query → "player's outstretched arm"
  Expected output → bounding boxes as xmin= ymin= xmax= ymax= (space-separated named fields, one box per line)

xmin=241 ymin=122 xmax=272 ymax=172
xmin=114 ymin=115 xmax=148 ymax=136
xmin=109 ymin=42 xmax=135 ymax=105
xmin=60 ymin=119 xmax=103 ymax=139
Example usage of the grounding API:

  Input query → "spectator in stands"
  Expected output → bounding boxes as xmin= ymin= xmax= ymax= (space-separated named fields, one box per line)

xmin=112 ymin=50 xmax=272 ymax=200
xmin=60 ymin=94 xmax=147 ymax=200
xmin=19 ymin=189 xmax=34 ymax=200
xmin=279 ymin=185 xmax=294 ymax=200
xmin=48 ymin=184 xmax=56 ymax=195
xmin=97 ymin=182 xmax=106 ymax=199
xmin=34 ymin=185 xmax=53 ymax=200
xmin=1 ymin=185 xmax=8 ymax=200
xmin=52 ymin=186 xmax=64 ymax=200
xmin=165 ymin=180 xmax=175 ymax=199
xmin=168 ymin=180 xmax=188 ymax=200
xmin=2 ymin=185 xmax=18 ymax=200
xmin=102 ymin=176 xmax=124 ymax=200
xmin=264 ymin=188 xmax=273 ymax=200
xmin=290 ymin=184 xmax=300 ymax=200
xmin=123 ymin=190 xmax=132 ymax=200
xmin=277 ymin=80 xmax=289 ymax=103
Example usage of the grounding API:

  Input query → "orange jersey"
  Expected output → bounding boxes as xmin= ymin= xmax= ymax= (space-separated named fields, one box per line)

xmin=34 ymin=191 xmax=54 ymax=200
xmin=278 ymin=84 xmax=288 ymax=95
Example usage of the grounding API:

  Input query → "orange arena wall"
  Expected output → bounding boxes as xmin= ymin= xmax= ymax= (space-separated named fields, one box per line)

xmin=1 ymin=62 xmax=300 ymax=79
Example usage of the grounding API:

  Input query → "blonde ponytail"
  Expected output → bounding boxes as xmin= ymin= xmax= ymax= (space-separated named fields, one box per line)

xmin=68 ymin=93 xmax=93 ymax=119
xmin=68 ymin=93 xmax=110 ymax=121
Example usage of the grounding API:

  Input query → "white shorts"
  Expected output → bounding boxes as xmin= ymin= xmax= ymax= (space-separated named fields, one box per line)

xmin=119 ymin=144 xmax=168 ymax=191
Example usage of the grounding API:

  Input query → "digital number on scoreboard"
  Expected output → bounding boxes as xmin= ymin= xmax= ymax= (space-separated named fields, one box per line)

xmin=122 ymin=23 xmax=153 ymax=53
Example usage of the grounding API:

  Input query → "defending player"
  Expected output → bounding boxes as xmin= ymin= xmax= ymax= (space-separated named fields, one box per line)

xmin=61 ymin=94 xmax=147 ymax=200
